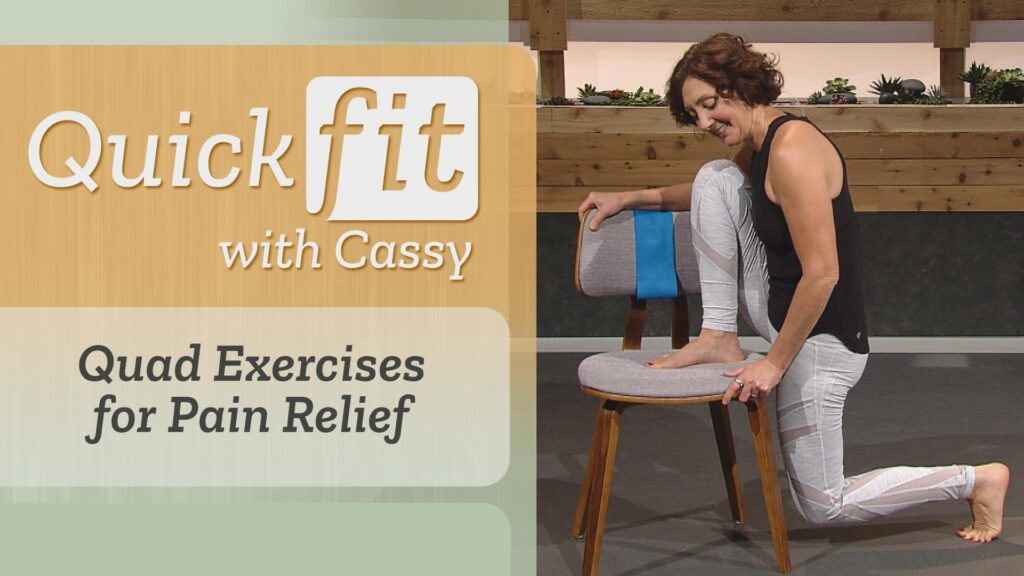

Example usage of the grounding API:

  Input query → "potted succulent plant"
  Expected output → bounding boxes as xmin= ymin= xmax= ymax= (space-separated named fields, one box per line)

xmin=971 ymin=70 xmax=1006 ymax=104
xmin=606 ymin=89 xmax=628 ymax=101
xmin=577 ymin=83 xmax=611 ymax=105
xmin=869 ymin=74 xmax=903 ymax=104
xmin=822 ymin=77 xmax=857 ymax=104
xmin=924 ymin=85 xmax=952 ymax=105
xmin=807 ymin=91 xmax=824 ymax=104
xmin=628 ymin=86 xmax=664 ymax=106
xmin=997 ymin=68 xmax=1024 ymax=103
xmin=969 ymin=68 xmax=1024 ymax=104
xmin=575 ymin=84 xmax=665 ymax=106
xmin=959 ymin=61 xmax=992 ymax=100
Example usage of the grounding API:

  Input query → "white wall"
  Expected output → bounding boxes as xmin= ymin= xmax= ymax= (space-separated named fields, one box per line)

xmin=561 ymin=42 xmax=946 ymax=100
xmin=525 ymin=41 xmax=1024 ymax=100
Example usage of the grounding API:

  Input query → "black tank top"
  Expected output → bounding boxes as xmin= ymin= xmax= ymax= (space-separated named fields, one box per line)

xmin=750 ymin=113 xmax=869 ymax=354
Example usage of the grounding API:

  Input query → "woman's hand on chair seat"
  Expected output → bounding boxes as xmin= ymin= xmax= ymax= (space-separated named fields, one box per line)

xmin=722 ymin=358 xmax=785 ymax=405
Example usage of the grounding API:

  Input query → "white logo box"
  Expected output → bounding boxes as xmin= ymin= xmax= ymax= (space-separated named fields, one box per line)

xmin=306 ymin=76 xmax=479 ymax=221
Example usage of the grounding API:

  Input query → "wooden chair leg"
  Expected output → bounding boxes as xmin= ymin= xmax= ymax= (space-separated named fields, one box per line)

xmin=708 ymin=401 xmax=745 ymax=524
xmin=581 ymin=401 xmax=623 ymax=576
xmin=572 ymin=406 xmax=605 ymax=539
xmin=746 ymin=396 xmax=792 ymax=574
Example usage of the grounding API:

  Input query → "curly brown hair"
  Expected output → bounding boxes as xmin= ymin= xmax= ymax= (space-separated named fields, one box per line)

xmin=666 ymin=33 xmax=784 ymax=126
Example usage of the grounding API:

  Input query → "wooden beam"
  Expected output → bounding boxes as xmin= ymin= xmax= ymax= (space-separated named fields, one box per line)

xmin=529 ymin=0 xmax=567 ymax=99
xmin=513 ymin=0 xmax=1024 ymax=21
xmin=940 ymin=48 xmax=967 ymax=98
xmin=934 ymin=0 xmax=972 ymax=48
xmin=970 ymin=0 xmax=1024 ymax=20
xmin=566 ymin=1 xmax=932 ymax=21
xmin=529 ymin=0 xmax=568 ymax=51
xmin=510 ymin=0 xmax=527 ymax=20
xmin=934 ymin=0 xmax=970 ymax=98
xmin=539 ymin=51 xmax=566 ymax=99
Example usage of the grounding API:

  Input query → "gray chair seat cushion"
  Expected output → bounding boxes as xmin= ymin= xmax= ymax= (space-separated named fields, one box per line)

xmin=578 ymin=350 xmax=763 ymax=398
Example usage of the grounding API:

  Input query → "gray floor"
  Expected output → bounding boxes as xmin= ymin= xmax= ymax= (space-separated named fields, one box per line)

xmin=538 ymin=352 xmax=1024 ymax=575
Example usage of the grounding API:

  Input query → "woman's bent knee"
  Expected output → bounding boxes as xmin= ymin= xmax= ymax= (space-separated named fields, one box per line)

xmin=791 ymin=493 xmax=862 ymax=525
xmin=697 ymin=158 xmax=742 ymax=175
xmin=693 ymin=159 xmax=746 ymax=193
xmin=795 ymin=502 xmax=841 ymax=525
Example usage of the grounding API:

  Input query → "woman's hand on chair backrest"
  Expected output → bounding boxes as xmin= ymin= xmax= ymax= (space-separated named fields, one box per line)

xmin=578 ymin=191 xmax=628 ymax=231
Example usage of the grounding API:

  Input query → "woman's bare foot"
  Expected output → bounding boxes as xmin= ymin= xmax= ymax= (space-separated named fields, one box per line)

xmin=957 ymin=462 xmax=1010 ymax=543
xmin=646 ymin=329 xmax=744 ymax=369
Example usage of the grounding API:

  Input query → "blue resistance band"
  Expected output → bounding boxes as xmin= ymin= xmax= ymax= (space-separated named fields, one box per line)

xmin=633 ymin=210 xmax=679 ymax=299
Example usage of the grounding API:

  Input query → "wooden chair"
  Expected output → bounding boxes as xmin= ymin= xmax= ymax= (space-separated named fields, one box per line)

xmin=573 ymin=209 xmax=792 ymax=574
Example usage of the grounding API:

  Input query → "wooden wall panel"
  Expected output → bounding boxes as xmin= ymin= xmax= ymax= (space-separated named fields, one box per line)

xmin=539 ymin=132 xmax=1024 ymax=160
xmin=538 ymin=133 xmax=729 ymax=161
xmin=543 ymin=106 xmax=1024 ymax=134
xmin=538 ymin=158 xmax=1024 ymax=187
xmin=827 ymin=132 xmax=1024 ymax=159
xmin=859 ymin=186 xmax=1024 ymax=211
xmin=538 ymin=159 xmax=702 ymax=186
xmin=536 ymin=106 xmax=1024 ymax=212
xmin=547 ymin=107 xmax=679 ymax=133
xmin=849 ymin=159 xmax=1024 ymax=186
xmin=514 ymin=0 xmax=1024 ymax=213
xmin=536 ymin=106 xmax=555 ymax=133
xmin=541 ymin=185 xmax=1024 ymax=212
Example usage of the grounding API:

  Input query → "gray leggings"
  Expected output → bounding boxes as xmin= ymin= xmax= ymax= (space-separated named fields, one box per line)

xmin=690 ymin=159 xmax=975 ymax=525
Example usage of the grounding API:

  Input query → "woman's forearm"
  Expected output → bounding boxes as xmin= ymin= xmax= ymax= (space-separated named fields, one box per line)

xmin=629 ymin=182 xmax=694 ymax=211
xmin=766 ymin=273 xmax=838 ymax=372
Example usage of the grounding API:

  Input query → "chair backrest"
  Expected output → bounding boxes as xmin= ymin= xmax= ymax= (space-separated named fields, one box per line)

xmin=576 ymin=209 xmax=700 ymax=298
